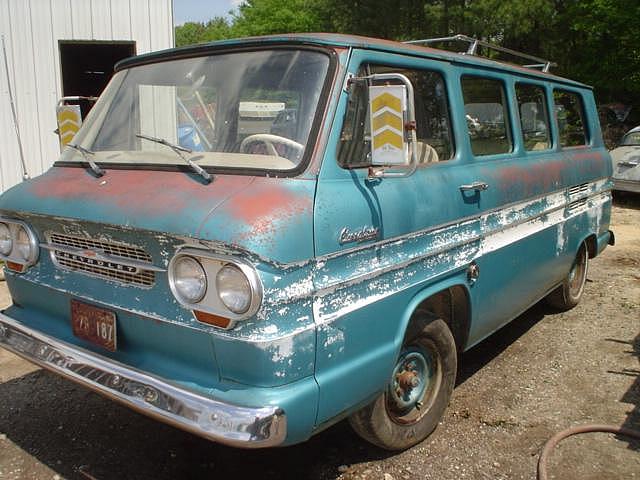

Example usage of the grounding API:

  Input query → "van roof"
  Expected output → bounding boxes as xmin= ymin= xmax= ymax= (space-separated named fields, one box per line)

xmin=116 ymin=33 xmax=590 ymax=89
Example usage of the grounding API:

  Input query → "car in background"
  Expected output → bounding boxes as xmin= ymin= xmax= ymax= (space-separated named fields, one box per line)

xmin=610 ymin=126 xmax=640 ymax=193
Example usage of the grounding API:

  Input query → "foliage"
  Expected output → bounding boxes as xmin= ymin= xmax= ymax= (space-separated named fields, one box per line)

xmin=231 ymin=0 xmax=325 ymax=36
xmin=175 ymin=17 xmax=233 ymax=46
xmin=174 ymin=0 xmax=640 ymax=106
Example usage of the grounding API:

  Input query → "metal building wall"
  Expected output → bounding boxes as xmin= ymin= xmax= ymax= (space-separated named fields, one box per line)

xmin=0 ymin=0 xmax=174 ymax=192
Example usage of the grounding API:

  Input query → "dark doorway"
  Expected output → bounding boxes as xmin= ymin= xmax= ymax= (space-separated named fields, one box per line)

xmin=59 ymin=41 xmax=136 ymax=116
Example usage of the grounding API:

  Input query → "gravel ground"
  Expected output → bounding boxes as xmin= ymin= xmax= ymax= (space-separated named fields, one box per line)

xmin=0 ymin=196 xmax=638 ymax=480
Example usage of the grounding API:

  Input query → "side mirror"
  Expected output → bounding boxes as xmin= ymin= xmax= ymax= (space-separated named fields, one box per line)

xmin=56 ymin=96 xmax=97 ymax=151
xmin=348 ymin=73 xmax=418 ymax=178
xmin=369 ymin=84 xmax=410 ymax=166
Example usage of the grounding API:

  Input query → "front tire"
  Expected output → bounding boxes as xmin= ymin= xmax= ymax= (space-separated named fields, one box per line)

xmin=348 ymin=312 xmax=457 ymax=450
xmin=546 ymin=242 xmax=589 ymax=311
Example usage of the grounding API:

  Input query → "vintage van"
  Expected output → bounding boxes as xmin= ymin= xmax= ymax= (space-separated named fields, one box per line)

xmin=0 ymin=34 xmax=613 ymax=450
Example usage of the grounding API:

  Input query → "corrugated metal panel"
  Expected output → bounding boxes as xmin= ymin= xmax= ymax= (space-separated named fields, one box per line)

xmin=109 ymin=0 xmax=133 ymax=41
xmin=0 ymin=0 xmax=174 ymax=192
xmin=0 ymin=0 xmax=18 ymax=190
xmin=91 ymin=0 xmax=113 ymax=39
xmin=70 ymin=0 xmax=93 ymax=38
xmin=31 ymin=0 xmax=60 ymax=175
xmin=6 ymin=0 xmax=41 ymax=187
xmin=50 ymin=0 xmax=74 ymax=100
xmin=130 ymin=0 xmax=152 ymax=54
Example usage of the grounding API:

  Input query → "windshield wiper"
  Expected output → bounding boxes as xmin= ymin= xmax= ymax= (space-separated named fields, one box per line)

xmin=67 ymin=143 xmax=105 ymax=177
xmin=136 ymin=133 xmax=212 ymax=183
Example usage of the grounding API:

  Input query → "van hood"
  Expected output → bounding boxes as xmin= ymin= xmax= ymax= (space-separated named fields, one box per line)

xmin=0 ymin=167 xmax=315 ymax=264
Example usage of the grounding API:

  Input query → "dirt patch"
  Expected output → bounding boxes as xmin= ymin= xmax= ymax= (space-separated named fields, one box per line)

xmin=0 ymin=198 xmax=639 ymax=480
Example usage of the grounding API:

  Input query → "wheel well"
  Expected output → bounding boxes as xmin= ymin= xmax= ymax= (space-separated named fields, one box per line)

xmin=413 ymin=286 xmax=470 ymax=353
xmin=584 ymin=234 xmax=597 ymax=258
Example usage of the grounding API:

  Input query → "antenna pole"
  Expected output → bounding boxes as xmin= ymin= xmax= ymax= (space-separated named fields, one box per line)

xmin=1 ymin=35 xmax=29 ymax=181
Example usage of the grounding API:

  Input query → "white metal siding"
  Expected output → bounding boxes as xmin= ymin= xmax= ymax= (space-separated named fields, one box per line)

xmin=0 ymin=0 xmax=174 ymax=192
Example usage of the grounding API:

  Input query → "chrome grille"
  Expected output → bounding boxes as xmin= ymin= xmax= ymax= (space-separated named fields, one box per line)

xmin=568 ymin=183 xmax=589 ymax=198
xmin=48 ymin=233 xmax=155 ymax=287
xmin=49 ymin=233 xmax=152 ymax=262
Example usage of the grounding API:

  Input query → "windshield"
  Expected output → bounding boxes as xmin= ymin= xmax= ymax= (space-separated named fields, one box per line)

xmin=620 ymin=131 xmax=640 ymax=146
xmin=62 ymin=49 xmax=331 ymax=172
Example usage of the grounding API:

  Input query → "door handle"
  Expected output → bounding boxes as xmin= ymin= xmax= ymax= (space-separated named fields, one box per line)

xmin=459 ymin=181 xmax=489 ymax=192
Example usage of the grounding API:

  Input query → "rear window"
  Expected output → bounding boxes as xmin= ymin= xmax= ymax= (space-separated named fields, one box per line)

xmin=462 ymin=77 xmax=512 ymax=156
xmin=554 ymin=90 xmax=587 ymax=147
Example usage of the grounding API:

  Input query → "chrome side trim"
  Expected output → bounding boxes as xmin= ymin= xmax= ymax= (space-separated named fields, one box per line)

xmin=318 ymin=178 xmax=611 ymax=263
xmin=0 ymin=314 xmax=286 ymax=448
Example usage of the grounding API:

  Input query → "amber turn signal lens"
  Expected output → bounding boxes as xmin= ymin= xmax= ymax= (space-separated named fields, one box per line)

xmin=193 ymin=310 xmax=231 ymax=329
xmin=6 ymin=261 xmax=24 ymax=272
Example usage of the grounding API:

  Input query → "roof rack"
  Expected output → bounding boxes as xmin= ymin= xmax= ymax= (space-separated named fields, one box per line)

xmin=404 ymin=34 xmax=555 ymax=73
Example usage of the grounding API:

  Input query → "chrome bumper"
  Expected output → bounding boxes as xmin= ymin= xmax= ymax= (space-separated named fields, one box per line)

xmin=612 ymin=178 xmax=640 ymax=193
xmin=0 ymin=314 xmax=286 ymax=448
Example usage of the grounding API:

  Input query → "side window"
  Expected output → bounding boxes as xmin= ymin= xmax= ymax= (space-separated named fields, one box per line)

xmin=516 ymin=83 xmax=551 ymax=151
xmin=338 ymin=65 xmax=454 ymax=167
xmin=461 ymin=76 xmax=512 ymax=156
xmin=553 ymin=90 xmax=587 ymax=147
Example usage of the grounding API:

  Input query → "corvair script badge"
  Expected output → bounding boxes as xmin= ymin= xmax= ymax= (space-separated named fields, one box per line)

xmin=57 ymin=250 xmax=139 ymax=274
xmin=339 ymin=226 xmax=380 ymax=245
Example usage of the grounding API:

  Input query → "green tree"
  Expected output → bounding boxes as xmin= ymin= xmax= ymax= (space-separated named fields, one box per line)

xmin=175 ymin=21 xmax=207 ymax=46
xmin=174 ymin=0 xmax=640 ymax=105
xmin=231 ymin=0 xmax=325 ymax=36
xmin=175 ymin=17 xmax=233 ymax=46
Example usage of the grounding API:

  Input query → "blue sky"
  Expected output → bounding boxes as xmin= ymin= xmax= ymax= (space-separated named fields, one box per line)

xmin=173 ymin=0 xmax=242 ymax=25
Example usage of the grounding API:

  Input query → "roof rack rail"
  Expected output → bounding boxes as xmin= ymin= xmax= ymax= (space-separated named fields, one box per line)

xmin=404 ymin=34 xmax=555 ymax=73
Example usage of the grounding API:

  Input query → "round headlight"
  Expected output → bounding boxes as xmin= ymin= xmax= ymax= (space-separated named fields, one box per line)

xmin=0 ymin=223 xmax=12 ymax=256
xmin=216 ymin=264 xmax=252 ymax=314
xmin=15 ymin=225 xmax=35 ymax=261
xmin=172 ymin=256 xmax=207 ymax=303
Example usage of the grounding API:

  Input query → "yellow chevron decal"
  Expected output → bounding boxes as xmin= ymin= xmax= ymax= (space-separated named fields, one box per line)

xmin=59 ymin=122 xmax=80 ymax=136
xmin=60 ymin=131 xmax=76 ymax=143
xmin=373 ymin=129 xmax=403 ymax=150
xmin=57 ymin=105 xmax=82 ymax=147
xmin=58 ymin=118 xmax=80 ymax=128
xmin=57 ymin=109 xmax=81 ymax=123
xmin=372 ymin=111 xmax=403 ymax=132
xmin=371 ymin=92 xmax=402 ymax=114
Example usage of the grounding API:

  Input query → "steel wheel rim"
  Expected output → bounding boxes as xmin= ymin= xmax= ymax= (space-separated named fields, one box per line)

xmin=568 ymin=246 xmax=587 ymax=298
xmin=386 ymin=341 xmax=442 ymax=425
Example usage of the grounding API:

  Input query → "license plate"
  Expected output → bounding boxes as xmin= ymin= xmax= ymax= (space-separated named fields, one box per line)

xmin=71 ymin=299 xmax=117 ymax=351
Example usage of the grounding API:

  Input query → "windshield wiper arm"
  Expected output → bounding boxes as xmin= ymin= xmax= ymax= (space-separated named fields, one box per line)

xmin=67 ymin=143 xmax=105 ymax=177
xmin=136 ymin=133 xmax=212 ymax=183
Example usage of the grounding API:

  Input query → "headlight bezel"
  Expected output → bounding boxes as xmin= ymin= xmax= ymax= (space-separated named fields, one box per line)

xmin=168 ymin=248 xmax=263 ymax=328
xmin=0 ymin=222 xmax=13 ymax=256
xmin=216 ymin=263 xmax=253 ymax=315
xmin=0 ymin=218 xmax=39 ymax=270
xmin=169 ymin=255 xmax=208 ymax=304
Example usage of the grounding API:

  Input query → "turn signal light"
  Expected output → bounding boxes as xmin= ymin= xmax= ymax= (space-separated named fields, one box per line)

xmin=6 ymin=261 xmax=24 ymax=272
xmin=193 ymin=310 xmax=232 ymax=329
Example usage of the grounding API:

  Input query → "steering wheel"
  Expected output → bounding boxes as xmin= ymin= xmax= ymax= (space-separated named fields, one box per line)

xmin=240 ymin=134 xmax=304 ymax=158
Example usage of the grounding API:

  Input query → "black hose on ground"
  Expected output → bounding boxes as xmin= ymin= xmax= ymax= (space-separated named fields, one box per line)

xmin=537 ymin=424 xmax=640 ymax=480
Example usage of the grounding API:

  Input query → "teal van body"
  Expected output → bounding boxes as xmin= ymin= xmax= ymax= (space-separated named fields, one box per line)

xmin=0 ymin=34 xmax=613 ymax=448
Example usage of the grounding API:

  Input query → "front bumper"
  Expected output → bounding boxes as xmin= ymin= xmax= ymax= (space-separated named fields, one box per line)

xmin=0 ymin=313 xmax=287 ymax=448
xmin=612 ymin=178 xmax=640 ymax=193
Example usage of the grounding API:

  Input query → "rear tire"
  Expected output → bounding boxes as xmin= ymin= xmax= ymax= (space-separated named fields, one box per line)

xmin=546 ymin=242 xmax=589 ymax=311
xmin=348 ymin=312 xmax=457 ymax=450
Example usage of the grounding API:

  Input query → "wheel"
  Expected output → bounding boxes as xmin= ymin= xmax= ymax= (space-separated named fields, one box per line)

xmin=546 ymin=242 xmax=589 ymax=311
xmin=348 ymin=313 xmax=457 ymax=450
xmin=239 ymin=134 xmax=304 ymax=157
